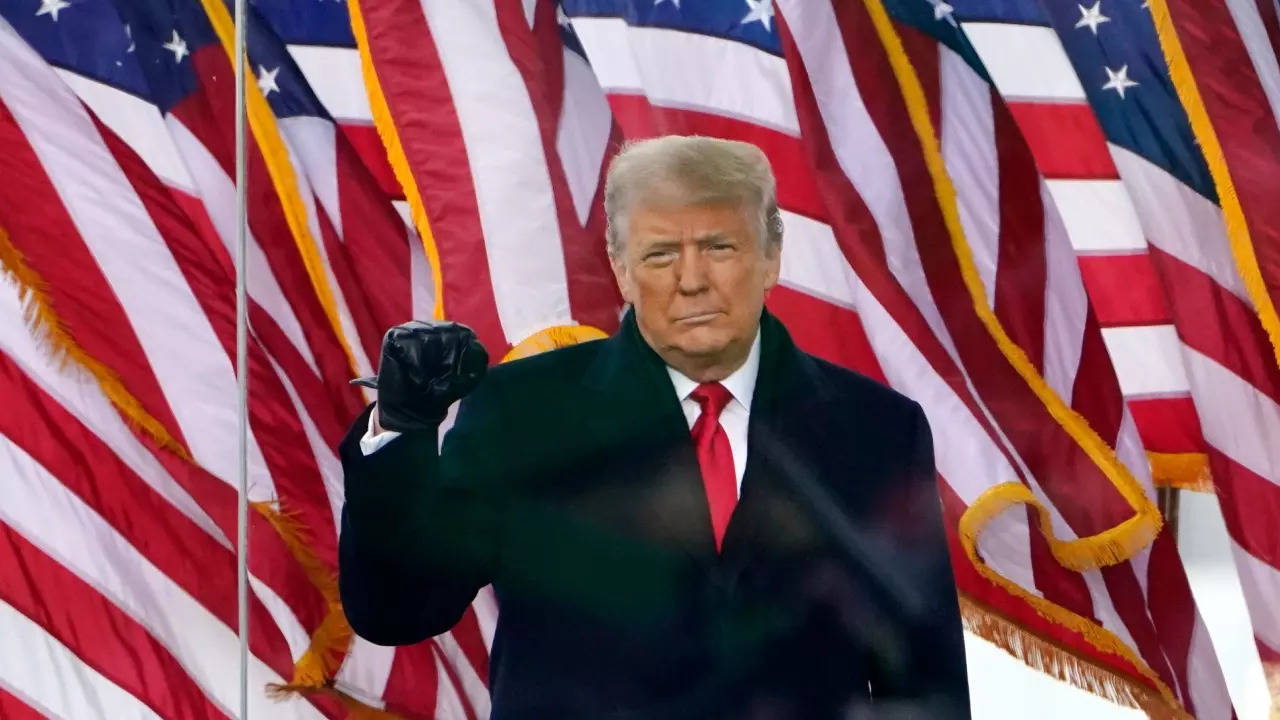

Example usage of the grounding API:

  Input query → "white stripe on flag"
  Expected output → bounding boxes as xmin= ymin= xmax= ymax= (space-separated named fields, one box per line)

xmin=419 ymin=0 xmax=572 ymax=344
xmin=0 ymin=436 xmax=325 ymax=719
xmin=1107 ymin=145 xmax=1250 ymax=302
xmin=939 ymin=45 xmax=999 ymax=309
xmin=1183 ymin=347 xmax=1280 ymax=486
xmin=286 ymin=45 xmax=374 ymax=124
xmin=959 ymin=23 xmax=1087 ymax=101
xmin=1101 ymin=325 xmax=1189 ymax=397
xmin=778 ymin=0 xmax=960 ymax=366
xmin=165 ymin=115 xmax=321 ymax=376
xmin=0 ymin=21 xmax=274 ymax=492
xmin=0 ymin=601 xmax=165 ymax=720
xmin=0 ymin=272 xmax=226 ymax=547
xmin=567 ymin=16 xmax=800 ymax=135
xmin=1224 ymin=0 xmax=1280 ymax=134
xmin=1040 ymin=182 xmax=1089 ymax=404
xmin=1044 ymin=178 xmax=1147 ymax=254
xmin=556 ymin=49 xmax=612 ymax=225
xmin=54 ymin=69 xmax=197 ymax=195
xmin=777 ymin=211 xmax=858 ymax=309
xmin=333 ymin=636 xmax=394 ymax=710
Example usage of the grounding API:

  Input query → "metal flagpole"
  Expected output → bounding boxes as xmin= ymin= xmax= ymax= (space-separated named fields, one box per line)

xmin=231 ymin=0 xmax=251 ymax=714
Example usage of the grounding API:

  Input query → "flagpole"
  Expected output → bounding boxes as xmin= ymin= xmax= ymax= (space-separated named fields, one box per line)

xmin=232 ymin=0 xmax=251 ymax=714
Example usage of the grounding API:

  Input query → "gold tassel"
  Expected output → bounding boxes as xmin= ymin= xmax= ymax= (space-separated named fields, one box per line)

xmin=252 ymin=501 xmax=355 ymax=690
xmin=0 ymin=226 xmax=189 ymax=460
xmin=1148 ymin=452 xmax=1214 ymax=492
xmin=195 ymin=0 xmax=365 ymax=375
xmin=346 ymin=0 xmax=446 ymax=322
xmin=502 ymin=325 xmax=609 ymax=362
xmin=959 ymin=596 xmax=1186 ymax=719
xmin=959 ymin=487 xmax=1187 ymax=715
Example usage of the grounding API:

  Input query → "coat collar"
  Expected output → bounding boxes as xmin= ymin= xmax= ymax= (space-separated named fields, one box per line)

xmin=579 ymin=308 xmax=831 ymax=566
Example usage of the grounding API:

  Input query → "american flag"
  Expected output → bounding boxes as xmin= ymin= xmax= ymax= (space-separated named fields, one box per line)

xmin=0 ymin=0 xmax=1273 ymax=718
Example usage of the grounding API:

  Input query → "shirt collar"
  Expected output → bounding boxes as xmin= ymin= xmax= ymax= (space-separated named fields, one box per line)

xmin=666 ymin=328 xmax=762 ymax=412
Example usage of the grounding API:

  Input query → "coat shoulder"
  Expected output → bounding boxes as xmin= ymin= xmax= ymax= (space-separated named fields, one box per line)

xmin=801 ymin=352 xmax=922 ymax=425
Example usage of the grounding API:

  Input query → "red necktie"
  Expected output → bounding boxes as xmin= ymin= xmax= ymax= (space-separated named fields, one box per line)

xmin=690 ymin=382 xmax=737 ymax=552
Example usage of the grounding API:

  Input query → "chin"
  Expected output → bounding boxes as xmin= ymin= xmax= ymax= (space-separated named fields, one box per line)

xmin=669 ymin=327 xmax=733 ymax=358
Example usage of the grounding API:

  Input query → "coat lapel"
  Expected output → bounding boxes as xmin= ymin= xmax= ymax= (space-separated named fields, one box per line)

xmin=581 ymin=310 xmax=719 ymax=563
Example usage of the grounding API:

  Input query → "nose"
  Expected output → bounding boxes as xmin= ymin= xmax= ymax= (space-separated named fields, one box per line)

xmin=674 ymin=247 xmax=710 ymax=295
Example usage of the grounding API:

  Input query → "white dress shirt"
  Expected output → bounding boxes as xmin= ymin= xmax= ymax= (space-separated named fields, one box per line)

xmin=361 ymin=331 xmax=763 ymax=498
xmin=665 ymin=331 xmax=760 ymax=497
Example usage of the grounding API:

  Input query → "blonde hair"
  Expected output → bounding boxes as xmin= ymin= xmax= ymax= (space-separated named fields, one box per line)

xmin=603 ymin=135 xmax=783 ymax=258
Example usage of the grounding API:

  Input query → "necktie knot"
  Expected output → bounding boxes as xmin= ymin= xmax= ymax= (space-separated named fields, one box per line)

xmin=690 ymin=382 xmax=733 ymax=422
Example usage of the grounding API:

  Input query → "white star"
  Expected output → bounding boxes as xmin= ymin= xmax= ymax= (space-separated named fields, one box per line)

xmin=555 ymin=4 xmax=570 ymax=26
xmin=162 ymin=30 xmax=188 ymax=63
xmin=655 ymin=0 xmax=680 ymax=7
xmin=124 ymin=23 xmax=135 ymax=53
xmin=926 ymin=0 xmax=957 ymax=26
xmin=1102 ymin=64 xmax=1138 ymax=98
xmin=35 ymin=0 xmax=71 ymax=22
xmin=257 ymin=65 xmax=280 ymax=96
xmin=740 ymin=0 xmax=774 ymax=31
xmin=1074 ymin=1 xmax=1110 ymax=34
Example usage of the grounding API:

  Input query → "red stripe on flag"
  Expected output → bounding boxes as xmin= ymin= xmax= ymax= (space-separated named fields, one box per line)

xmin=837 ymin=11 xmax=1185 ymax=692
xmin=1077 ymin=253 xmax=1173 ymax=327
xmin=338 ymin=122 xmax=404 ymax=200
xmin=992 ymin=92 xmax=1047 ymax=374
xmin=0 ymin=351 xmax=298 ymax=679
xmin=1165 ymin=0 xmax=1280 ymax=327
xmin=1070 ymin=311 xmax=1125 ymax=444
xmin=1209 ymin=449 xmax=1280 ymax=571
xmin=0 ymin=524 xmax=229 ymax=720
xmin=766 ymin=284 xmax=886 ymax=382
xmin=1004 ymin=101 xmax=1118 ymax=179
xmin=842 ymin=12 xmax=1135 ymax=534
xmin=356 ymin=0 xmax=508 ymax=355
xmin=0 ymin=98 xmax=190 ymax=455
xmin=95 ymin=115 xmax=342 ymax=566
xmin=0 ymin=686 xmax=47 ymax=720
xmin=778 ymin=17 xmax=1019 ymax=480
xmin=495 ymin=0 xmax=622 ymax=336
xmin=382 ymin=644 xmax=439 ymax=720
xmin=178 ymin=47 xmax=368 ymax=409
xmin=1126 ymin=396 xmax=1206 ymax=456
xmin=1151 ymin=246 xmax=1280 ymax=407
xmin=604 ymin=93 xmax=827 ymax=222
xmin=1143 ymin=530 xmax=1199 ymax=716
xmin=1255 ymin=0 xmax=1280 ymax=103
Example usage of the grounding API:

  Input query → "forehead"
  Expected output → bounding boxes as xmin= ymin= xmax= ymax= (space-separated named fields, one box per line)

xmin=627 ymin=202 xmax=752 ymax=240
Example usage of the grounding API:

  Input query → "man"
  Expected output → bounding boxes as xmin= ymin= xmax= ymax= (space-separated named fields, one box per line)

xmin=339 ymin=136 xmax=969 ymax=718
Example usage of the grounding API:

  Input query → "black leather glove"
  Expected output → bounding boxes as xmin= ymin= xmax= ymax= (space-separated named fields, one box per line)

xmin=351 ymin=321 xmax=489 ymax=432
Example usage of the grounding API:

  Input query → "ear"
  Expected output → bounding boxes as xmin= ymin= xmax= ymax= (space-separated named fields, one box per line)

xmin=761 ymin=241 xmax=781 ymax=292
xmin=611 ymin=256 xmax=634 ymax=305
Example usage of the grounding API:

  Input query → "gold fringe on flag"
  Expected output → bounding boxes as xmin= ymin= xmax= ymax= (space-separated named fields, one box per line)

xmin=1145 ymin=0 xmax=1280 ymax=375
xmin=0 ymin=226 xmax=190 ymax=460
xmin=959 ymin=595 xmax=1185 ymax=719
xmin=197 ymin=0 xmax=366 ymax=377
xmin=347 ymin=0 xmax=447 ymax=322
xmin=1148 ymin=451 xmax=1214 ymax=492
xmin=959 ymin=486 xmax=1189 ymax=717
xmin=860 ymin=0 xmax=1163 ymax=570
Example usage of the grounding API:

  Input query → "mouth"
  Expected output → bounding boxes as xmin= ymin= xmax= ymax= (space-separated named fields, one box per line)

xmin=673 ymin=311 xmax=724 ymax=326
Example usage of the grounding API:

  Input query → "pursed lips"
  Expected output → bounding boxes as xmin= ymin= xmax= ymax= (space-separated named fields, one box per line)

xmin=672 ymin=310 xmax=724 ymax=325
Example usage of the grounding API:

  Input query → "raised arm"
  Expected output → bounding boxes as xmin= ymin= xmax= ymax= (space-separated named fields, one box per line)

xmin=337 ymin=321 xmax=498 ymax=645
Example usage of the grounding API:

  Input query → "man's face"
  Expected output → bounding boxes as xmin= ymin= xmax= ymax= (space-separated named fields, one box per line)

xmin=612 ymin=201 xmax=780 ymax=376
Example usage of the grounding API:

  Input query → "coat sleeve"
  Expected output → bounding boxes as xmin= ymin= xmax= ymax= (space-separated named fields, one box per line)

xmin=337 ymin=390 xmax=504 ymax=646
xmin=871 ymin=402 xmax=970 ymax=717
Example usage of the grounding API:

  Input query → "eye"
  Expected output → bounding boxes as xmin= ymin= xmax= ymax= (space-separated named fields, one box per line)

xmin=643 ymin=250 xmax=677 ymax=265
xmin=708 ymin=242 xmax=735 ymax=253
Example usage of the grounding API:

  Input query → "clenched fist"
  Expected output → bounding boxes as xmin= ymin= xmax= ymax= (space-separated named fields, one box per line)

xmin=352 ymin=321 xmax=489 ymax=432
